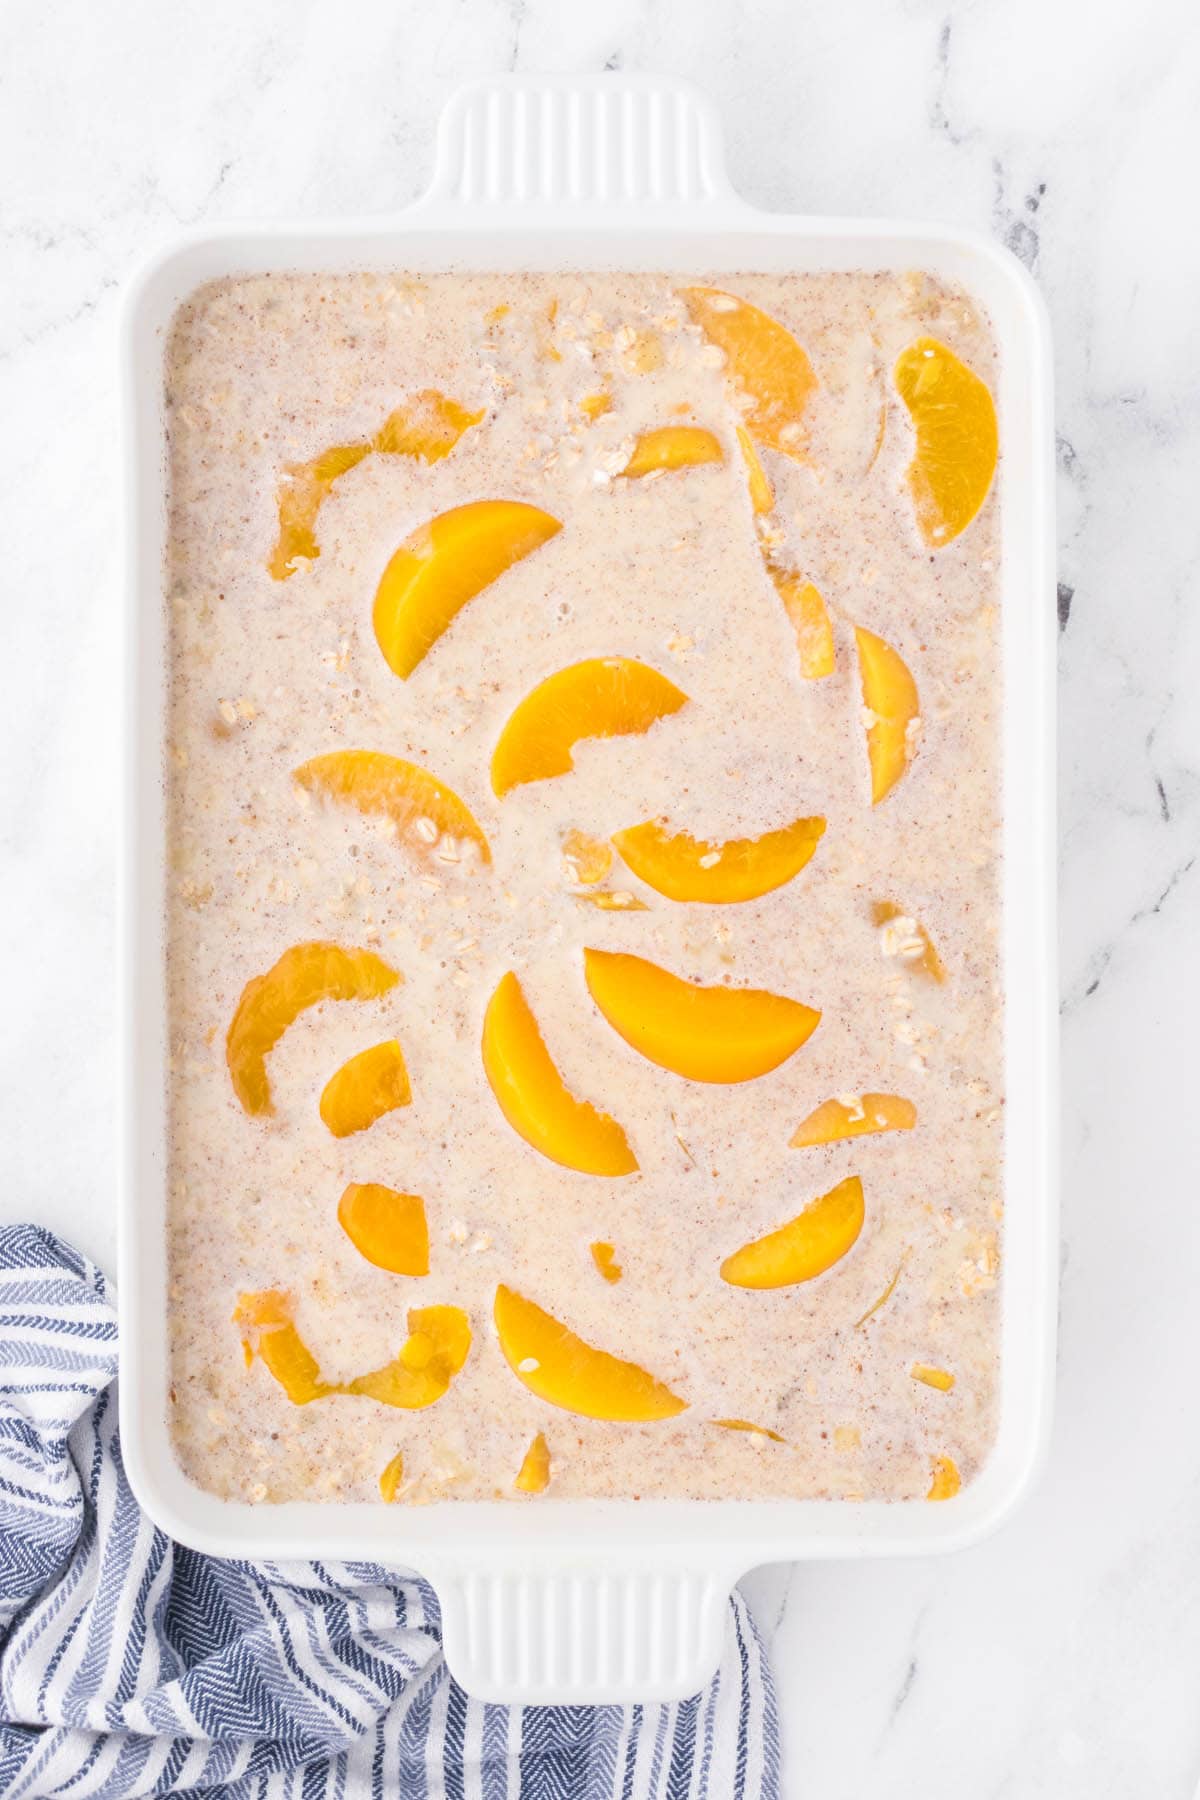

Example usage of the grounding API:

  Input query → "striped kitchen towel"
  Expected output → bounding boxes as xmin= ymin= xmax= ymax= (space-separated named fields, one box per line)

xmin=0 ymin=1226 xmax=780 ymax=1798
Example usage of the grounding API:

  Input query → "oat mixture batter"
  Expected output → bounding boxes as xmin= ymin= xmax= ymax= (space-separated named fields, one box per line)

xmin=163 ymin=270 xmax=1003 ymax=1504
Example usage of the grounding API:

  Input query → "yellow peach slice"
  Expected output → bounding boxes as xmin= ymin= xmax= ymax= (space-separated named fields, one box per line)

xmin=575 ymin=890 xmax=649 ymax=912
xmin=736 ymin=427 xmax=774 ymax=513
xmin=561 ymin=828 xmax=612 ymax=885
xmin=855 ymin=627 xmax=920 ymax=803
xmin=611 ymin=815 xmax=825 ymax=904
xmin=226 ymin=942 xmax=400 ymax=1117
xmin=621 ymin=426 xmax=724 ymax=479
xmin=720 ymin=1176 xmax=865 ymax=1289
xmin=269 ymin=443 xmax=371 ymax=580
xmin=234 ymin=1290 xmax=329 ymax=1403
xmin=790 ymin=1093 xmax=916 ymax=1149
xmin=769 ymin=568 xmax=835 ymax=680
xmin=712 ymin=1418 xmax=786 ymax=1443
xmin=562 ymin=834 xmax=650 ymax=912
xmin=583 ymin=948 xmax=819 ymax=1084
xmin=590 ymin=1241 xmax=622 ymax=1283
xmin=927 ymin=1454 xmax=961 ymax=1500
xmin=319 ymin=1040 xmax=411 ymax=1138
xmin=682 ymin=286 xmax=817 ymax=457
xmin=345 ymin=1305 xmax=472 ymax=1409
xmin=515 ymin=1432 xmax=551 ymax=1493
xmin=911 ymin=1365 xmax=955 ymax=1392
xmin=494 ymin=1285 xmax=686 ymax=1421
xmin=235 ymin=1290 xmax=469 ymax=1410
xmin=373 ymin=499 xmax=562 ymax=679
xmin=294 ymin=750 xmax=491 ymax=866
xmin=482 ymin=972 xmax=637 ymax=1176
xmin=268 ymin=391 xmax=482 ymax=581
xmin=337 ymin=1183 xmax=429 ymax=1276
xmin=895 ymin=338 xmax=998 ymax=546
xmin=379 ymin=1451 xmax=405 ymax=1501
xmin=579 ymin=389 xmax=612 ymax=422
xmin=372 ymin=390 xmax=484 ymax=459
xmin=872 ymin=901 xmax=946 ymax=982
xmin=491 ymin=658 xmax=688 ymax=797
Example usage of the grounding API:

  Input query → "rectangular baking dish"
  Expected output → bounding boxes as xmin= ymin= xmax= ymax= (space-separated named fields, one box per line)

xmin=118 ymin=73 xmax=1057 ymax=1705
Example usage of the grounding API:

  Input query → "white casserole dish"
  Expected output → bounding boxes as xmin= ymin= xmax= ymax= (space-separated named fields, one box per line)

xmin=118 ymin=73 xmax=1058 ymax=1706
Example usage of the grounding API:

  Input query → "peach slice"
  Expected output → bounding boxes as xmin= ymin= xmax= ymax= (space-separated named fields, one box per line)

xmin=927 ymin=1454 xmax=961 ymax=1500
xmin=482 ymin=972 xmax=637 ymax=1176
xmin=233 ymin=1290 xmax=328 ymax=1403
xmin=515 ymin=1432 xmax=551 ymax=1493
xmin=768 ymin=568 xmax=835 ymax=680
xmin=736 ymin=427 xmax=774 ymax=514
xmin=268 ymin=391 xmax=483 ymax=581
xmin=579 ymin=389 xmax=613 ymax=422
xmin=872 ymin=901 xmax=946 ymax=982
xmin=491 ymin=658 xmax=688 ymax=797
xmin=372 ymin=391 xmax=485 ymax=460
xmin=712 ymin=1418 xmax=786 ymax=1443
xmin=720 ymin=1176 xmax=865 ymax=1289
xmin=235 ymin=1290 xmax=469 ymax=1410
xmin=583 ymin=948 xmax=819 ymax=1084
xmin=790 ymin=1093 xmax=916 ymax=1150
xmin=494 ymin=1284 xmax=686 ymax=1421
xmin=373 ymin=499 xmax=562 ymax=679
xmin=269 ymin=443 xmax=371 ymax=580
xmin=621 ymin=426 xmax=724 ymax=479
xmin=911 ymin=1365 xmax=955 ymax=1392
xmin=561 ymin=828 xmax=612 ymax=885
xmin=226 ymin=941 xmax=400 ymax=1117
xmin=682 ymin=286 xmax=817 ymax=457
xmin=345 ymin=1304 xmax=472 ymax=1409
xmin=337 ymin=1183 xmax=429 ymax=1276
xmin=895 ymin=338 xmax=998 ymax=546
xmin=855 ymin=626 xmax=920 ymax=803
xmin=379 ymin=1450 xmax=406 ymax=1502
xmin=611 ymin=815 xmax=825 ymax=904
xmin=590 ymin=1241 xmax=622 ymax=1283
xmin=575 ymin=890 xmax=649 ymax=912
xmin=319 ymin=1040 xmax=411 ymax=1139
xmin=294 ymin=750 xmax=491 ymax=866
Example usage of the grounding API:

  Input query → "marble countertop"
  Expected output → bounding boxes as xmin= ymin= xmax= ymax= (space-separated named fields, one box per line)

xmin=3 ymin=1 xmax=1199 ymax=1793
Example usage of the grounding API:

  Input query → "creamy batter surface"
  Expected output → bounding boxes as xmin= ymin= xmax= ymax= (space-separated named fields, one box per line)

xmin=163 ymin=269 xmax=1003 ymax=1504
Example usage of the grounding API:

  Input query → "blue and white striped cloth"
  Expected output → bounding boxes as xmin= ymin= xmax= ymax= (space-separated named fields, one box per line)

xmin=0 ymin=1226 xmax=779 ymax=1798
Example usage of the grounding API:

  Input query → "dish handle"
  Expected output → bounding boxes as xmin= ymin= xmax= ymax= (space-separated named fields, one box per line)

xmin=427 ymin=1556 xmax=738 ymax=1705
xmin=421 ymin=72 xmax=748 ymax=216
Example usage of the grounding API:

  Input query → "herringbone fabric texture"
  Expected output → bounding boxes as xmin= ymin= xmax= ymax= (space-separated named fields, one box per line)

xmin=0 ymin=1226 xmax=780 ymax=1798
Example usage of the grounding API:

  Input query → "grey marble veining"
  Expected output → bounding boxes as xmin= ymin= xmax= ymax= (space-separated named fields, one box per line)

xmin=2 ymin=1 xmax=1199 ymax=1794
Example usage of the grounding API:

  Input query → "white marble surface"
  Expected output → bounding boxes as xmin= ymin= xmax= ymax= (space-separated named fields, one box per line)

xmin=2 ymin=0 xmax=1199 ymax=1792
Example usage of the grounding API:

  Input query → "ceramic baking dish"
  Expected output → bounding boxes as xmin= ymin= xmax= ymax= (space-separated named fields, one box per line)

xmin=118 ymin=73 xmax=1057 ymax=1705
